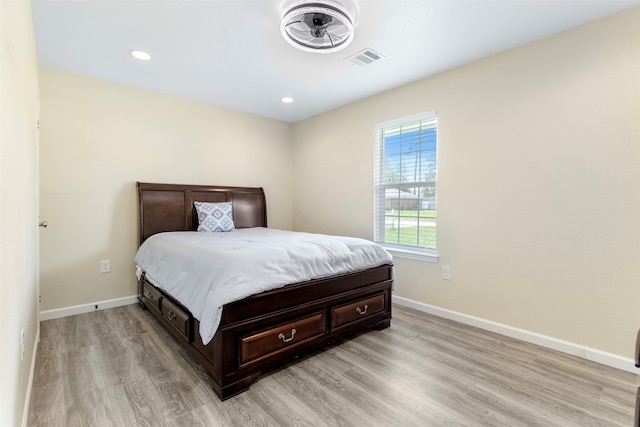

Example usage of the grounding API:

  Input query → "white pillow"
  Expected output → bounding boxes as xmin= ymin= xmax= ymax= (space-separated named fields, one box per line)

xmin=194 ymin=201 xmax=235 ymax=232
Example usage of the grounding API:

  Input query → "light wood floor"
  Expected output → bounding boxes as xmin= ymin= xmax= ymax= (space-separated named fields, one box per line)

xmin=28 ymin=304 xmax=638 ymax=426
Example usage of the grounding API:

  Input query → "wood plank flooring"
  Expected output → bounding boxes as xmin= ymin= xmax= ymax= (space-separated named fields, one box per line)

xmin=28 ymin=304 xmax=639 ymax=426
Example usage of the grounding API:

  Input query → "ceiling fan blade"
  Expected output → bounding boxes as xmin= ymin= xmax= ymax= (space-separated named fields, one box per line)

xmin=286 ymin=22 xmax=311 ymax=34
xmin=326 ymin=32 xmax=335 ymax=48
xmin=288 ymin=26 xmax=313 ymax=39
xmin=285 ymin=20 xmax=304 ymax=28
xmin=325 ymin=30 xmax=346 ymax=41
xmin=326 ymin=21 xmax=344 ymax=28
xmin=327 ymin=23 xmax=348 ymax=33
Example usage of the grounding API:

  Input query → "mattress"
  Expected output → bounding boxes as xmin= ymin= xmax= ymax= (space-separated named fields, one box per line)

xmin=134 ymin=227 xmax=393 ymax=344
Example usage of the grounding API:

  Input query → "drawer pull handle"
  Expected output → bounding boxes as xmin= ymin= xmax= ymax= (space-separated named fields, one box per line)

xmin=356 ymin=305 xmax=369 ymax=315
xmin=147 ymin=293 xmax=154 ymax=300
xmin=278 ymin=329 xmax=297 ymax=343
xmin=167 ymin=310 xmax=177 ymax=321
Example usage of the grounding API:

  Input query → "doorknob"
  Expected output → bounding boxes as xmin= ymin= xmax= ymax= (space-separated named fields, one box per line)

xmin=39 ymin=221 xmax=47 ymax=228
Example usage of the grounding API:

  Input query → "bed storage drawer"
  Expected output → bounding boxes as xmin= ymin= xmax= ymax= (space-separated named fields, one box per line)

xmin=161 ymin=297 xmax=190 ymax=339
xmin=239 ymin=313 xmax=325 ymax=368
xmin=142 ymin=282 xmax=162 ymax=312
xmin=331 ymin=293 xmax=385 ymax=330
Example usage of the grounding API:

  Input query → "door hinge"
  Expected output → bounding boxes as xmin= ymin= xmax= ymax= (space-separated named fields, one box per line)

xmin=37 ymin=120 xmax=40 ymax=130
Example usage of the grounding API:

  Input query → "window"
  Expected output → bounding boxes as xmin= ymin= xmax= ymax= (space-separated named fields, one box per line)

xmin=374 ymin=111 xmax=437 ymax=261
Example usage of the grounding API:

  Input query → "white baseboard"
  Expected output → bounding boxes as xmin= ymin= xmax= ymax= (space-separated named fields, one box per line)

xmin=36 ymin=294 xmax=638 ymax=374
xmin=22 ymin=327 xmax=39 ymax=427
xmin=392 ymin=295 xmax=638 ymax=374
xmin=39 ymin=295 xmax=139 ymax=321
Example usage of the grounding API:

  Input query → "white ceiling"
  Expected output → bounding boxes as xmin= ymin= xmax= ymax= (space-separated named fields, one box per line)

xmin=31 ymin=0 xmax=640 ymax=123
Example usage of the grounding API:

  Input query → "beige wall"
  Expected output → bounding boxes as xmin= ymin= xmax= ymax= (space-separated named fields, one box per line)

xmin=292 ymin=9 xmax=640 ymax=358
xmin=0 ymin=0 xmax=40 ymax=425
xmin=38 ymin=68 xmax=293 ymax=311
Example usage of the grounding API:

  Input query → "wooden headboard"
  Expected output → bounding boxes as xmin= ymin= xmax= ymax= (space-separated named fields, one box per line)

xmin=137 ymin=182 xmax=267 ymax=245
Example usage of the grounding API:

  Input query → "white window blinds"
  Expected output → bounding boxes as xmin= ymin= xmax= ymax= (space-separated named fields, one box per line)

xmin=374 ymin=111 xmax=437 ymax=254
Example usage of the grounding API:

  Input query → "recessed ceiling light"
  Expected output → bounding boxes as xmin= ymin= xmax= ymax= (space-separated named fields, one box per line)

xmin=129 ymin=50 xmax=151 ymax=61
xmin=281 ymin=97 xmax=294 ymax=103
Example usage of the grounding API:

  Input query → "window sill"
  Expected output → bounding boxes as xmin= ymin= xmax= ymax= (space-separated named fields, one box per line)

xmin=383 ymin=246 xmax=439 ymax=263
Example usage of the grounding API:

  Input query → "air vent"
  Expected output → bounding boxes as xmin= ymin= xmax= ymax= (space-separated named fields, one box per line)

xmin=345 ymin=48 xmax=384 ymax=66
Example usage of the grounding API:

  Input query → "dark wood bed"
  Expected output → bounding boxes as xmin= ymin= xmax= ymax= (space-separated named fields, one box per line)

xmin=136 ymin=182 xmax=393 ymax=400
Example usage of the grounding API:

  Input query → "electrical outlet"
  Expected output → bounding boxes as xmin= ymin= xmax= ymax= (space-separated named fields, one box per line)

xmin=442 ymin=266 xmax=452 ymax=281
xmin=100 ymin=260 xmax=111 ymax=273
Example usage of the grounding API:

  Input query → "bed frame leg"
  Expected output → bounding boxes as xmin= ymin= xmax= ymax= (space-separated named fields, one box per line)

xmin=374 ymin=318 xmax=391 ymax=330
xmin=214 ymin=374 xmax=261 ymax=401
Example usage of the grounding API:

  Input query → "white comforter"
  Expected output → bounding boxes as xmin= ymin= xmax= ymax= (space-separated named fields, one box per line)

xmin=134 ymin=227 xmax=393 ymax=345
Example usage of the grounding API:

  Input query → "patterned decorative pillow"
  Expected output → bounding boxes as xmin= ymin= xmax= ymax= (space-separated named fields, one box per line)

xmin=194 ymin=201 xmax=235 ymax=232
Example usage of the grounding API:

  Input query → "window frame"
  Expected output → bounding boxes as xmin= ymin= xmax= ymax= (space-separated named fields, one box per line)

xmin=374 ymin=111 xmax=438 ymax=263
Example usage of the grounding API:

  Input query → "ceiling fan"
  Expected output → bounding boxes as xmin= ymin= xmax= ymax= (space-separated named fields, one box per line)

xmin=280 ymin=1 xmax=355 ymax=54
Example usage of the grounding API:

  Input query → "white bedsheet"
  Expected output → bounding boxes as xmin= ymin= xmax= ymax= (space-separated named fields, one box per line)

xmin=134 ymin=227 xmax=393 ymax=345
